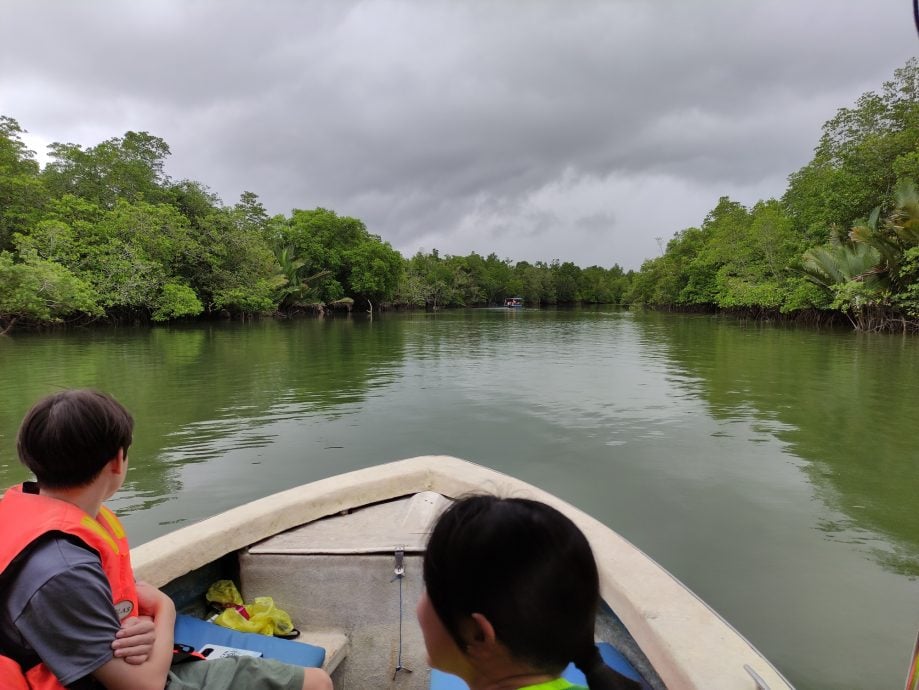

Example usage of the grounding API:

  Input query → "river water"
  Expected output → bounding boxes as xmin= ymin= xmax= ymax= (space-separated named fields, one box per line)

xmin=2 ymin=308 xmax=917 ymax=689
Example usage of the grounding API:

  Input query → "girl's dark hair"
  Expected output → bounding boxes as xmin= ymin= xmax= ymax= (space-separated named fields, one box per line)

xmin=16 ymin=389 xmax=134 ymax=489
xmin=423 ymin=495 xmax=640 ymax=690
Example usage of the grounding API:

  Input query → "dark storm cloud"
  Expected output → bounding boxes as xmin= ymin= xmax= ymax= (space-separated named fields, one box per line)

xmin=1 ymin=1 xmax=915 ymax=268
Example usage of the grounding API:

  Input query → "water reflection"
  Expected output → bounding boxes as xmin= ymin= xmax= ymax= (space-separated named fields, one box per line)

xmin=632 ymin=313 xmax=919 ymax=574
xmin=0 ymin=318 xmax=406 ymax=515
xmin=2 ymin=309 xmax=918 ymax=690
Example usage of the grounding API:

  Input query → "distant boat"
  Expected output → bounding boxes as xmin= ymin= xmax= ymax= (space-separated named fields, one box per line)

xmin=504 ymin=296 xmax=523 ymax=308
xmin=132 ymin=456 xmax=794 ymax=689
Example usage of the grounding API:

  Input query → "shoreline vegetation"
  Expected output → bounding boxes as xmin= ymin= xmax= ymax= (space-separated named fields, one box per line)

xmin=1 ymin=59 xmax=917 ymax=336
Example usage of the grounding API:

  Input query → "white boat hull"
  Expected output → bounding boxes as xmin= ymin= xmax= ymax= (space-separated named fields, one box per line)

xmin=132 ymin=456 xmax=793 ymax=689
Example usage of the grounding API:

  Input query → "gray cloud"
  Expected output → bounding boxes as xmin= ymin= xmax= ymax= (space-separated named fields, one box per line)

xmin=576 ymin=213 xmax=617 ymax=235
xmin=1 ymin=0 xmax=915 ymax=269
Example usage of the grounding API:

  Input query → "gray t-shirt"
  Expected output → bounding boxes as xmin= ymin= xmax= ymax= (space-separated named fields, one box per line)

xmin=1 ymin=534 xmax=121 ymax=688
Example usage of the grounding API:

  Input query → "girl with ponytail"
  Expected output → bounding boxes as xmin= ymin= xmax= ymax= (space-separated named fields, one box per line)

xmin=418 ymin=495 xmax=642 ymax=690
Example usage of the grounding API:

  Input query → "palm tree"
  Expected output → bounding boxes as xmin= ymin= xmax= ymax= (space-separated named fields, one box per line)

xmin=794 ymin=180 xmax=919 ymax=330
xmin=848 ymin=180 xmax=919 ymax=292
xmin=797 ymin=242 xmax=881 ymax=291
xmin=273 ymin=246 xmax=331 ymax=310
xmin=886 ymin=178 xmax=919 ymax=244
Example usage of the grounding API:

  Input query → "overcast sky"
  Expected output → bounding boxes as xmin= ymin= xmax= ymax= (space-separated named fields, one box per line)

xmin=1 ymin=1 xmax=915 ymax=269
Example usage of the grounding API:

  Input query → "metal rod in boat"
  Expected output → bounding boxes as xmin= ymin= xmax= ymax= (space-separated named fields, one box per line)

xmin=392 ymin=547 xmax=412 ymax=680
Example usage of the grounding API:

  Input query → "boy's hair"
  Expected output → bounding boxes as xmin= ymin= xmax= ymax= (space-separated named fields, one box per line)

xmin=16 ymin=389 xmax=134 ymax=489
xmin=423 ymin=495 xmax=599 ymax=675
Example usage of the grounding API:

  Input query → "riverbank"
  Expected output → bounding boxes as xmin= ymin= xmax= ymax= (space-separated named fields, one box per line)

xmin=11 ymin=300 xmax=919 ymax=338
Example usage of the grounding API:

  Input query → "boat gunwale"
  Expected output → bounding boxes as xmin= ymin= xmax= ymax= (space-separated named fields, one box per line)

xmin=131 ymin=455 xmax=792 ymax=690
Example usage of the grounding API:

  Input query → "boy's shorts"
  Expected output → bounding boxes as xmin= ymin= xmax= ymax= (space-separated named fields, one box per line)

xmin=166 ymin=655 xmax=305 ymax=689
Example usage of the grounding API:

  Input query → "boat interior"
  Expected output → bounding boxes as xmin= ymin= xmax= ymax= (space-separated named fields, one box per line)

xmin=135 ymin=457 xmax=792 ymax=689
xmin=162 ymin=490 xmax=663 ymax=689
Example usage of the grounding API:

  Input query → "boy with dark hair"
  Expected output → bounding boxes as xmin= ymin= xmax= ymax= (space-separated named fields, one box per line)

xmin=0 ymin=389 xmax=331 ymax=690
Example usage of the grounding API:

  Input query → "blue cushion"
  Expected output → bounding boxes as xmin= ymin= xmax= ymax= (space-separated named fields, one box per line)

xmin=430 ymin=669 xmax=469 ymax=689
xmin=430 ymin=642 xmax=646 ymax=689
xmin=173 ymin=614 xmax=325 ymax=668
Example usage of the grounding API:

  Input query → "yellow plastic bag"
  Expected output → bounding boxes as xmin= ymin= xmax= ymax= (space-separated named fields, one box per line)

xmin=206 ymin=580 xmax=296 ymax=637
xmin=206 ymin=580 xmax=244 ymax=607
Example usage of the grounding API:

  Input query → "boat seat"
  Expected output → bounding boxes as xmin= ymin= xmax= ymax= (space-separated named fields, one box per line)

xmin=296 ymin=630 xmax=350 ymax=674
xmin=429 ymin=641 xmax=648 ymax=689
xmin=173 ymin=614 xmax=327 ymax=669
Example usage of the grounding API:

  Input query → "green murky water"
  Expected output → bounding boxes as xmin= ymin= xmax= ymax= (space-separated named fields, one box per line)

xmin=2 ymin=309 xmax=917 ymax=689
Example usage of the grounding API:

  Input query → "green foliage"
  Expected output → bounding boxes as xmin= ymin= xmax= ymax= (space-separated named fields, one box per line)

xmin=893 ymin=148 xmax=919 ymax=183
xmin=781 ymin=277 xmax=831 ymax=312
xmin=273 ymin=244 xmax=332 ymax=308
xmin=0 ymin=116 xmax=636 ymax=328
xmin=893 ymin=246 xmax=919 ymax=317
xmin=624 ymin=255 xmax=670 ymax=306
xmin=797 ymin=242 xmax=881 ymax=291
xmin=552 ymin=261 xmax=581 ymax=302
xmin=167 ymin=180 xmax=221 ymax=227
xmin=276 ymin=208 xmax=406 ymax=309
xmin=515 ymin=261 xmax=556 ymax=306
xmin=191 ymin=198 xmax=280 ymax=314
xmin=0 ymin=251 xmax=101 ymax=329
xmin=394 ymin=250 xmax=627 ymax=309
xmin=714 ymin=274 xmax=785 ymax=309
xmin=784 ymin=58 xmax=919 ymax=240
xmin=346 ymin=239 xmax=403 ymax=305
xmin=398 ymin=250 xmax=457 ymax=308
xmin=849 ymin=179 xmax=919 ymax=288
xmin=280 ymin=208 xmax=363 ymax=302
xmin=0 ymin=117 xmax=47 ymax=250
xmin=828 ymin=279 xmax=884 ymax=313
xmin=394 ymin=270 xmax=431 ymax=307
xmin=151 ymin=283 xmax=203 ymax=321
xmin=628 ymin=58 xmax=919 ymax=330
xmin=791 ymin=179 xmax=919 ymax=328
xmin=70 ymin=200 xmax=204 ymax=313
xmin=43 ymin=131 xmax=171 ymax=209
xmin=212 ymin=285 xmax=276 ymax=314
xmin=4 ymin=61 xmax=916 ymax=331
xmin=45 ymin=193 xmax=106 ymax=228
xmin=13 ymin=220 xmax=79 ymax=264
xmin=578 ymin=265 xmax=627 ymax=304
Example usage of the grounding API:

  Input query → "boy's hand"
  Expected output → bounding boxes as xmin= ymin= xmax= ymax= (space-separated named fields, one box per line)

xmin=112 ymin=615 xmax=156 ymax=664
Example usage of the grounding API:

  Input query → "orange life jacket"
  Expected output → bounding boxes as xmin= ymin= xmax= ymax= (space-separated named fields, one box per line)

xmin=0 ymin=483 xmax=139 ymax=689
